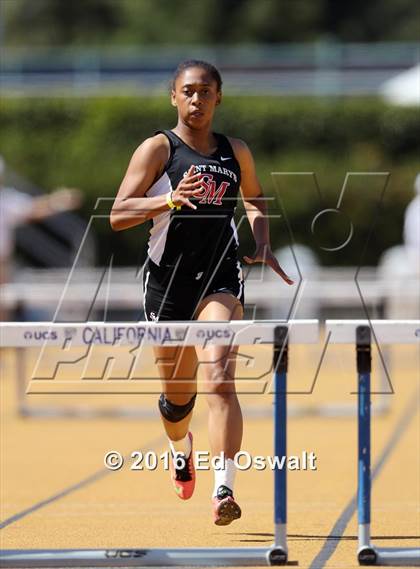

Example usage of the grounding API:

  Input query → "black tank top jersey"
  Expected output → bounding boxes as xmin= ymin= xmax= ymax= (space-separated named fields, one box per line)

xmin=145 ymin=129 xmax=241 ymax=274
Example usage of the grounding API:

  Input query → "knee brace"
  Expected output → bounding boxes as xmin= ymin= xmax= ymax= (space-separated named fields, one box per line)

xmin=158 ymin=393 xmax=197 ymax=423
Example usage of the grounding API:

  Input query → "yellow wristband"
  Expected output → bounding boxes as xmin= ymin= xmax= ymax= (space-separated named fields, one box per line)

xmin=166 ymin=191 xmax=181 ymax=211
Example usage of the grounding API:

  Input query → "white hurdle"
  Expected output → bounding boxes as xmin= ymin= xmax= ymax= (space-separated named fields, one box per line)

xmin=326 ymin=320 xmax=420 ymax=567
xmin=0 ymin=319 xmax=319 ymax=568
xmin=1 ymin=320 xmax=318 ymax=419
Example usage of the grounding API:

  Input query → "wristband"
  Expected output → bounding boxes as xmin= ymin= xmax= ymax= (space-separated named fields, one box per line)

xmin=166 ymin=191 xmax=181 ymax=211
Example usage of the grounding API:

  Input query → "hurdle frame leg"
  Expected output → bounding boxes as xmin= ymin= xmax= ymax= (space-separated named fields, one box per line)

xmin=355 ymin=324 xmax=420 ymax=567
xmin=356 ymin=325 xmax=377 ymax=565
xmin=267 ymin=325 xmax=288 ymax=566
xmin=15 ymin=347 xmax=29 ymax=417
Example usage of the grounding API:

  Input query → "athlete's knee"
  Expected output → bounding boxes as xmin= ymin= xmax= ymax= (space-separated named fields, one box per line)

xmin=158 ymin=393 xmax=197 ymax=423
xmin=204 ymin=367 xmax=236 ymax=398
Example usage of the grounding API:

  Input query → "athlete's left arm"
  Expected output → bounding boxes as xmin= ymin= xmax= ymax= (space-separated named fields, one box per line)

xmin=230 ymin=138 xmax=293 ymax=285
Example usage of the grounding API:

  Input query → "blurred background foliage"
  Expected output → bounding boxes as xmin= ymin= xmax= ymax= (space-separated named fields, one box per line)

xmin=1 ymin=97 xmax=418 ymax=265
xmin=2 ymin=0 xmax=419 ymax=45
xmin=1 ymin=0 xmax=419 ymax=267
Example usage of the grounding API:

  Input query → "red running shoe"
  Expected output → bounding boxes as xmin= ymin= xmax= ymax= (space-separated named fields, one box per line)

xmin=212 ymin=485 xmax=242 ymax=526
xmin=169 ymin=432 xmax=195 ymax=500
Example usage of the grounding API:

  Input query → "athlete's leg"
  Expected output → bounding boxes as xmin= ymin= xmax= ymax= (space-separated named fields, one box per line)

xmin=194 ymin=293 xmax=243 ymax=459
xmin=194 ymin=292 xmax=243 ymax=522
xmin=153 ymin=345 xmax=198 ymax=442
xmin=143 ymin=259 xmax=199 ymax=498
xmin=154 ymin=344 xmax=198 ymax=500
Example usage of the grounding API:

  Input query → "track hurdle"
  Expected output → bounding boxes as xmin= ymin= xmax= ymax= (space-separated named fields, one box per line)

xmin=3 ymin=320 xmax=321 ymax=421
xmin=326 ymin=320 xmax=420 ymax=567
xmin=0 ymin=319 xmax=319 ymax=567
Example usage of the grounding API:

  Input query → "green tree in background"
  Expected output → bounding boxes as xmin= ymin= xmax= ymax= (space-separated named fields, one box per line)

xmin=1 ymin=97 xmax=418 ymax=266
xmin=2 ymin=0 xmax=419 ymax=46
xmin=1 ymin=0 xmax=122 ymax=45
xmin=324 ymin=0 xmax=420 ymax=42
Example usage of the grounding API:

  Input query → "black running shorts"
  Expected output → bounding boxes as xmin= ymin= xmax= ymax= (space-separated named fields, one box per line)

xmin=143 ymin=257 xmax=244 ymax=321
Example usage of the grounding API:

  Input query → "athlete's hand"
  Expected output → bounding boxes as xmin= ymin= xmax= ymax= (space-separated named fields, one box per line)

xmin=244 ymin=244 xmax=294 ymax=285
xmin=172 ymin=165 xmax=204 ymax=210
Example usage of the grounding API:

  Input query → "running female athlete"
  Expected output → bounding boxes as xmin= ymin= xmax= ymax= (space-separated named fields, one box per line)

xmin=110 ymin=60 xmax=293 ymax=525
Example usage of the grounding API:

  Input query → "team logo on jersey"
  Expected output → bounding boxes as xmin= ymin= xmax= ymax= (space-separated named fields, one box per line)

xmin=195 ymin=174 xmax=230 ymax=206
xmin=149 ymin=311 xmax=158 ymax=322
xmin=195 ymin=271 xmax=203 ymax=280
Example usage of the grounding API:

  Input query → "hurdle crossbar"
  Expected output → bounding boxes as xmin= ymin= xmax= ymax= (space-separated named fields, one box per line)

xmin=0 ymin=319 xmax=318 ymax=419
xmin=326 ymin=320 xmax=420 ymax=567
xmin=0 ymin=320 xmax=319 ymax=348
xmin=1 ymin=319 xmax=391 ymax=420
xmin=0 ymin=320 xmax=319 ymax=567
xmin=325 ymin=319 xmax=420 ymax=345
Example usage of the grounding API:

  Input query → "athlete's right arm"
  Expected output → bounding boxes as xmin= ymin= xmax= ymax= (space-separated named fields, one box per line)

xmin=110 ymin=135 xmax=202 ymax=231
xmin=110 ymin=135 xmax=170 ymax=231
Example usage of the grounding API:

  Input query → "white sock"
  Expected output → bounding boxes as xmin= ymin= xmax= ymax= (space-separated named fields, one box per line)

xmin=212 ymin=457 xmax=236 ymax=497
xmin=169 ymin=433 xmax=192 ymax=458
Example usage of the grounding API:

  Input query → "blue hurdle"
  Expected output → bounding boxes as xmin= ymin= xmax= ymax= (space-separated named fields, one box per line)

xmin=0 ymin=320 xmax=319 ymax=567
xmin=326 ymin=320 xmax=420 ymax=567
xmin=269 ymin=326 xmax=289 ymax=565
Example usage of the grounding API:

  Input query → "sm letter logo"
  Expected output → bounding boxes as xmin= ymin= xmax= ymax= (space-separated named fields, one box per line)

xmin=195 ymin=174 xmax=229 ymax=206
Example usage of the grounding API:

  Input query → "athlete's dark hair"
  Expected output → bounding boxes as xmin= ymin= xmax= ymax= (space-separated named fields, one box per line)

xmin=171 ymin=60 xmax=222 ymax=91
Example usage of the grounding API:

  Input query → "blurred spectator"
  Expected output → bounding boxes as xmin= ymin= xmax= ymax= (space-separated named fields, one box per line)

xmin=403 ymin=173 xmax=420 ymax=259
xmin=378 ymin=173 xmax=420 ymax=318
xmin=0 ymin=156 xmax=82 ymax=320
